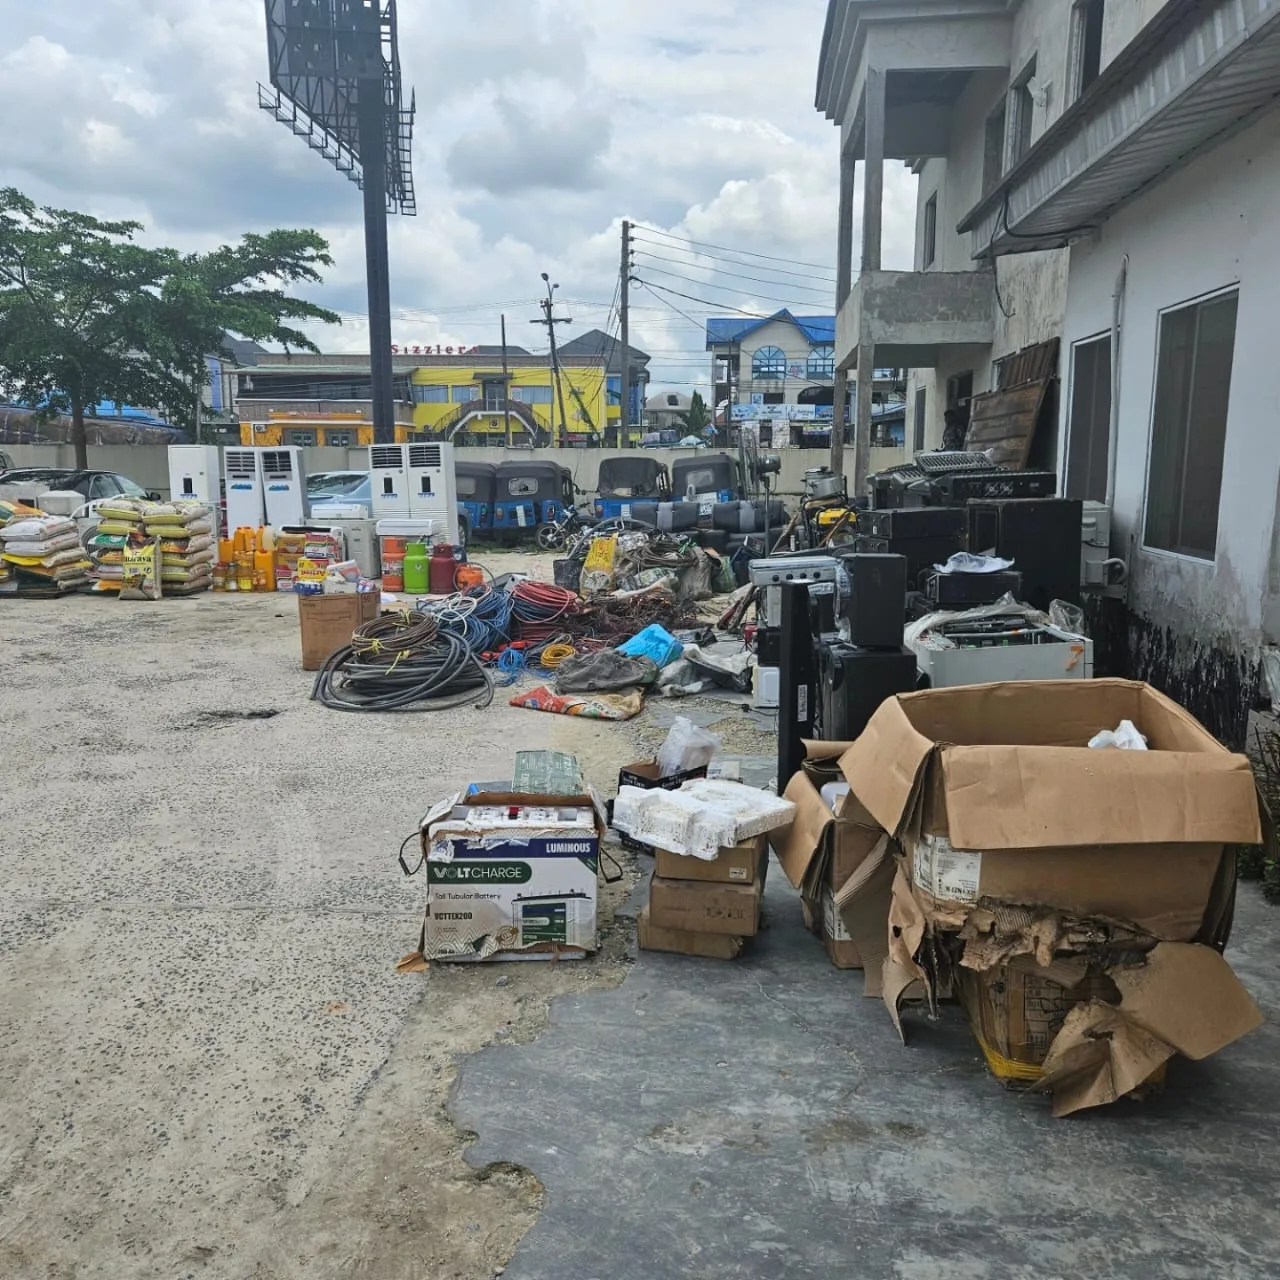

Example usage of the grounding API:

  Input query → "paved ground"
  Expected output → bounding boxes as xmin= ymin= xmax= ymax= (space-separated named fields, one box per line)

xmin=455 ymin=873 xmax=1280 ymax=1280
xmin=0 ymin=563 xmax=663 ymax=1280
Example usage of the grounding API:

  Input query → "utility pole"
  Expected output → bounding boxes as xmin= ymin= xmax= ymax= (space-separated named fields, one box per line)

xmin=531 ymin=273 xmax=572 ymax=447
xmin=620 ymin=219 xmax=632 ymax=449
xmin=500 ymin=313 xmax=512 ymax=448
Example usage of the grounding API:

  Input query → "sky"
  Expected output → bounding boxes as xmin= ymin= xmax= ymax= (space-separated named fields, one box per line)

xmin=0 ymin=0 xmax=918 ymax=397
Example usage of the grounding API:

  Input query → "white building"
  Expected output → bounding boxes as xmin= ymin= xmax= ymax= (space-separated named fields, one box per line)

xmin=817 ymin=0 xmax=1280 ymax=746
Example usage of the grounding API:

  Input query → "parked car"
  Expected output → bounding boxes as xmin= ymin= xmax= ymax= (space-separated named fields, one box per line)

xmin=0 ymin=467 xmax=157 ymax=504
xmin=307 ymin=471 xmax=372 ymax=511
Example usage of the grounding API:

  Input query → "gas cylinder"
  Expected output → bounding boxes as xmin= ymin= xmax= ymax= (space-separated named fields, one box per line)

xmin=429 ymin=543 xmax=458 ymax=595
xmin=403 ymin=542 xmax=431 ymax=595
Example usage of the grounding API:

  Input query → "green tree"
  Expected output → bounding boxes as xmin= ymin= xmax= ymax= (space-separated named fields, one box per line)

xmin=678 ymin=390 xmax=712 ymax=437
xmin=146 ymin=230 xmax=341 ymax=441
xmin=0 ymin=188 xmax=171 ymax=467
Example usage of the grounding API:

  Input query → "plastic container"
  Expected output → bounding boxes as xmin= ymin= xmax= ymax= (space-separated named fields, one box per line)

xmin=430 ymin=543 xmax=457 ymax=595
xmin=403 ymin=542 xmax=431 ymax=595
xmin=455 ymin=563 xmax=484 ymax=592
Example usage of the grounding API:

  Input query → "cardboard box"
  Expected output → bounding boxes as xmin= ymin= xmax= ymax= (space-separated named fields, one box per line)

xmin=653 ymin=835 xmax=766 ymax=885
xmin=648 ymin=875 xmax=762 ymax=938
xmin=839 ymin=680 xmax=1260 ymax=942
xmin=770 ymin=742 xmax=895 ymax=986
xmin=612 ymin=760 xmax=709 ymax=854
xmin=637 ymin=905 xmax=747 ymax=959
xmin=845 ymin=679 xmax=1265 ymax=1115
xmin=416 ymin=790 xmax=607 ymax=962
xmin=298 ymin=591 xmax=379 ymax=670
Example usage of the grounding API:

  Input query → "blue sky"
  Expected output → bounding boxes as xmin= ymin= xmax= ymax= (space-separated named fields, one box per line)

xmin=0 ymin=0 xmax=918 ymax=395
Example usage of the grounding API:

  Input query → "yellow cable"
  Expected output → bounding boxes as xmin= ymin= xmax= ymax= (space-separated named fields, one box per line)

xmin=540 ymin=643 xmax=577 ymax=670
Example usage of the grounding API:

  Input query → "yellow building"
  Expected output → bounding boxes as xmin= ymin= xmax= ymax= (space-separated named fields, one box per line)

xmin=407 ymin=361 xmax=612 ymax=446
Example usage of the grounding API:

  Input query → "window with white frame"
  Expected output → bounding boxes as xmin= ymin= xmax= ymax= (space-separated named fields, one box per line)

xmin=1144 ymin=290 xmax=1239 ymax=560
xmin=922 ymin=193 xmax=938 ymax=269
xmin=807 ymin=345 xmax=835 ymax=379
xmin=751 ymin=346 xmax=787 ymax=380
xmin=1066 ymin=334 xmax=1112 ymax=502
xmin=1008 ymin=57 xmax=1037 ymax=168
xmin=1069 ymin=0 xmax=1105 ymax=103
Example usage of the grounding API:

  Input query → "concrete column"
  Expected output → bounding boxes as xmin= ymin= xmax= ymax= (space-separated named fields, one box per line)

xmin=861 ymin=67 xmax=885 ymax=272
xmin=836 ymin=147 xmax=855 ymax=308
xmin=854 ymin=340 xmax=874 ymax=498
xmin=831 ymin=147 xmax=855 ymax=479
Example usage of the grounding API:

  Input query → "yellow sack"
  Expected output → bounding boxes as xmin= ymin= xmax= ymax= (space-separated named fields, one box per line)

xmin=120 ymin=539 xmax=162 ymax=601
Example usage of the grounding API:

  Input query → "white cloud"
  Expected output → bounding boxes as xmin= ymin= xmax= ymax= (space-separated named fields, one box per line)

xmin=0 ymin=0 xmax=921 ymax=394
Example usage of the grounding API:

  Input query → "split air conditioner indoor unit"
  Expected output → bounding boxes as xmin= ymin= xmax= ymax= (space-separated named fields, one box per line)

xmin=370 ymin=444 xmax=411 ymax=519
xmin=261 ymin=446 xmax=308 ymax=527
xmin=223 ymin=448 xmax=265 ymax=532
xmin=406 ymin=441 xmax=459 ymax=544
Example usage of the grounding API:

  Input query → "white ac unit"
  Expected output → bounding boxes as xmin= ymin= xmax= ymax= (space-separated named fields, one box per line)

xmin=224 ymin=448 xmax=265 ymax=533
xmin=261 ymin=446 xmax=308 ymax=526
xmin=370 ymin=443 xmax=411 ymax=519
xmin=168 ymin=445 xmax=221 ymax=505
xmin=406 ymin=441 xmax=459 ymax=544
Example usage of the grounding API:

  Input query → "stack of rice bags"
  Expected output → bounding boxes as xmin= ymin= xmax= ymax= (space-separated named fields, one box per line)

xmin=88 ymin=498 xmax=147 ymax=592
xmin=0 ymin=510 xmax=92 ymax=593
xmin=0 ymin=500 xmax=45 ymax=593
xmin=142 ymin=501 xmax=215 ymax=595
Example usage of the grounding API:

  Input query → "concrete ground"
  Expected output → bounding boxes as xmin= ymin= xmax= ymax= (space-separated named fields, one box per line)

xmin=5 ymin=557 xmax=1279 ymax=1279
xmin=0 ymin=551 xmax=775 ymax=1280
xmin=456 ymin=875 xmax=1280 ymax=1280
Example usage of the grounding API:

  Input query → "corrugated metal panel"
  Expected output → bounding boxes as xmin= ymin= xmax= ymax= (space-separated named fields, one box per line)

xmin=969 ymin=0 xmax=1280 ymax=255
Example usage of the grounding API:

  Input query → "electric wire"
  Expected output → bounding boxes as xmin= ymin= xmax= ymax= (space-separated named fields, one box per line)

xmin=631 ymin=247 xmax=834 ymax=293
xmin=634 ymin=225 xmax=839 ymax=273
xmin=311 ymin=611 xmax=494 ymax=713
xmin=631 ymin=263 xmax=833 ymax=310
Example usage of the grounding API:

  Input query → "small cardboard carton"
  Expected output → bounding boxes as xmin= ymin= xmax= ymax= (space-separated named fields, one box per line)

xmin=637 ymin=905 xmax=747 ymax=959
xmin=770 ymin=742 xmax=895 ymax=985
xmin=298 ymin=591 xmax=379 ymax=670
xmin=653 ymin=835 xmax=767 ymax=885
xmin=648 ymin=874 xmax=762 ymax=938
xmin=413 ymin=790 xmax=607 ymax=962
xmin=844 ymin=679 xmax=1264 ymax=1115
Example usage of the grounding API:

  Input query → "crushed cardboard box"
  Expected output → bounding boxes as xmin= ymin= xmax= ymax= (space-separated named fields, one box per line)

xmin=839 ymin=679 xmax=1264 ymax=1115
xmin=770 ymin=741 xmax=894 ymax=988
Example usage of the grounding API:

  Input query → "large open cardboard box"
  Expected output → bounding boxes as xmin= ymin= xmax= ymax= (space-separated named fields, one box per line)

xmin=838 ymin=679 xmax=1264 ymax=1115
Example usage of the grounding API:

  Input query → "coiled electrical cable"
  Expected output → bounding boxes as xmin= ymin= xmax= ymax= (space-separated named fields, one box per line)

xmin=311 ymin=609 xmax=494 ymax=712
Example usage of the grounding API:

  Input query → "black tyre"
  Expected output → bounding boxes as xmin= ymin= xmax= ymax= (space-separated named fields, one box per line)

xmin=535 ymin=523 xmax=565 ymax=551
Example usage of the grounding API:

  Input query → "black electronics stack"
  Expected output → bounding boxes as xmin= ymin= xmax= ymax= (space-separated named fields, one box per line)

xmin=817 ymin=552 xmax=917 ymax=743
xmin=967 ymin=498 xmax=1083 ymax=613
xmin=860 ymin=507 xmax=968 ymax=592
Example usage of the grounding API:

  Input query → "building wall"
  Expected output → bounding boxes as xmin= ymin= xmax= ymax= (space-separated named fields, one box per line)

xmin=1060 ymin=108 xmax=1280 ymax=741
xmin=730 ymin=319 xmax=835 ymax=406
xmin=1100 ymin=0 xmax=1171 ymax=70
xmin=1 ymin=442 xmax=905 ymax=502
xmin=408 ymin=365 xmax=611 ymax=442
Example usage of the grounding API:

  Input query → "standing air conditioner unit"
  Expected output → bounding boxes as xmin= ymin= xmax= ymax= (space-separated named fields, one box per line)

xmin=168 ymin=445 xmax=221 ymax=505
xmin=261 ymin=447 xmax=308 ymax=526
xmin=370 ymin=444 xmax=411 ymax=519
xmin=224 ymin=448 xmax=265 ymax=533
xmin=406 ymin=441 xmax=459 ymax=543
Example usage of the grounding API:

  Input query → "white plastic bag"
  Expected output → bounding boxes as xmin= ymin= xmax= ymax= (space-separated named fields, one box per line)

xmin=657 ymin=716 xmax=721 ymax=778
xmin=1088 ymin=719 xmax=1148 ymax=751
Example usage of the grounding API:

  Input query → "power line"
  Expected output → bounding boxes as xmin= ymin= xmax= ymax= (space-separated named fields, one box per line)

xmin=635 ymin=224 xmax=837 ymax=273
xmin=631 ymin=239 xmax=837 ymax=285
xmin=632 ymin=275 xmax=820 ymax=317
xmin=632 ymin=251 xmax=832 ymax=298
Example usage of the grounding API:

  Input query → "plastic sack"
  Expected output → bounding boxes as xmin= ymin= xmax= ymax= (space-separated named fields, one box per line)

xmin=120 ymin=539 xmax=162 ymax=601
xmin=95 ymin=501 xmax=144 ymax=523
xmin=554 ymin=651 xmax=658 ymax=694
xmin=657 ymin=716 xmax=721 ymax=778
xmin=510 ymin=685 xmax=644 ymax=720
xmin=680 ymin=644 xmax=754 ymax=694
xmin=617 ymin=624 xmax=683 ymax=669
xmin=655 ymin=659 xmax=707 ymax=698
xmin=1049 ymin=599 xmax=1088 ymax=636
xmin=1 ymin=517 xmax=75 ymax=542
xmin=1088 ymin=720 xmax=1148 ymax=751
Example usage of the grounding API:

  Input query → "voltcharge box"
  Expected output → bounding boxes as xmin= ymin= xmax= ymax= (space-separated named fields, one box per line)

xmin=417 ymin=792 xmax=606 ymax=962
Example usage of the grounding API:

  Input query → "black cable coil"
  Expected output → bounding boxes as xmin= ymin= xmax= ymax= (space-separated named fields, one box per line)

xmin=311 ymin=609 xmax=494 ymax=713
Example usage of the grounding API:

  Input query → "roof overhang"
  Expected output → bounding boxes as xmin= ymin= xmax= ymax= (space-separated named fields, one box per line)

xmin=958 ymin=0 xmax=1280 ymax=256
xmin=816 ymin=0 xmax=1014 ymax=121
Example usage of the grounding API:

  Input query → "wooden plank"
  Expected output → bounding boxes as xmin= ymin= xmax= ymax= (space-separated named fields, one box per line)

xmin=965 ymin=378 xmax=1051 ymax=469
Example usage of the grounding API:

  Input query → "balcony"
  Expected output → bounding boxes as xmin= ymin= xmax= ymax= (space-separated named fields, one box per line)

xmin=836 ymin=269 xmax=994 ymax=370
